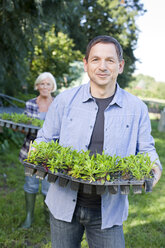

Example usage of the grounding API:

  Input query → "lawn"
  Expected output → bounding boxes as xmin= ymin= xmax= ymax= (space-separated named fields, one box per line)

xmin=124 ymin=119 xmax=165 ymax=248
xmin=0 ymin=119 xmax=165 ymax=248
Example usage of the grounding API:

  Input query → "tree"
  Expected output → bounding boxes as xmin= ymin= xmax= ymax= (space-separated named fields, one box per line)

xmin=27 ymin=26 xmax=83 ymax=93
xmin=125 ymin=73 xmax=165 ymax=100
xmin=65 ymin=0 xmax=146 ymax=87
xmin=0 ymin=0 xmax=146 ymax=97
xmin=0 ymin=0 xmax=79 ymax=96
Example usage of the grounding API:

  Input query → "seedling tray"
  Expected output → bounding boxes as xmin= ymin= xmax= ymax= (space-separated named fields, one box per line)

xmin=0 ymin=118 xmax=40 ymax=134
xmin=23 ymin=162 xmax=154 ymax=195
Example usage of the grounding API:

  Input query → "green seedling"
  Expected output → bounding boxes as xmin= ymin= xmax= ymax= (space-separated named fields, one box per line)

xmin=0 ymin=113 xmax=44 ymax=127
xmin=25 ymin=140 xmax=155 ymax=183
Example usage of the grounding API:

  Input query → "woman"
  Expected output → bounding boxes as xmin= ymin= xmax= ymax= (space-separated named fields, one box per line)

xmin=19 ymin=72 xmax=57 ymax=228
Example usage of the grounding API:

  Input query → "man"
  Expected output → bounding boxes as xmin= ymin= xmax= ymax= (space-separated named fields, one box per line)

xmin=35 ymin=35 xmax=162 ymax=248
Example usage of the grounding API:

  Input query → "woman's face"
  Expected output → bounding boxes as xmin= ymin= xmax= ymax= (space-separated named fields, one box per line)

xmin=37 ymin=78 xmax=53 ymax=97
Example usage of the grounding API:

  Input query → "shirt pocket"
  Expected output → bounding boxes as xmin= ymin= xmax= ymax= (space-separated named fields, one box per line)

xmin=59 ymin=106 xmax=96 ymax=148
xmin=105 ymin=114 xmax=138 ymax=156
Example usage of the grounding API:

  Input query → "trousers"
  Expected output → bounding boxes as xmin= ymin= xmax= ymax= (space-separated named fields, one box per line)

xmin=50 ymin=205 xmax=125 ymax=248
xmin=24 ymin=175 xmax=50 ymax=195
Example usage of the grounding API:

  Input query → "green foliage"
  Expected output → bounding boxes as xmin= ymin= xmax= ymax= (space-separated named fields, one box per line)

xmin=0 ymin=0 xmax=41 ymax=95
xmin=0 ymin=0 xmax=82 ymax=96
xmin=13 ymin=93 xmax=36 ymax=108
xmin=28 ymin=26 xmax=83 ymax=92
xmin=66 ymin=0 xmax=146 ymax=88
xmin=27 ymin=141 xmax=154 ymax=182
xmin=0 ymin=127 xmax=24 ymax=154
xmin=126 ymin=74 xmax=165 ymax=99
xmin=0 ymin=138 xmax=10 ymax=153
xmin=125 ymin=74 xmax=165 ymax=113
xmin=0 ymin=113 xmax=44 ymax=127
xmin=0 ymin=0 xmax=146 ymax=97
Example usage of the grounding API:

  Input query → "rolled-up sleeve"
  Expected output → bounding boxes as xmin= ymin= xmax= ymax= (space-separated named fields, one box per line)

xmin=137 ymin=103 xmax=162 ymax=169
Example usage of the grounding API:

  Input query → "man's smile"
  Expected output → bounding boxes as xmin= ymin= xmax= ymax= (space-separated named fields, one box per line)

xmin=96 ymin=73 xmax=110 ymax=77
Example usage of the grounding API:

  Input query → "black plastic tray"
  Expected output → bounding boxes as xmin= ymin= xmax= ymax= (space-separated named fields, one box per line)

xmin=23 ymin=162 xmax=154 ymax=195
xmin=0 ymin=118 xmax=40 ymax=134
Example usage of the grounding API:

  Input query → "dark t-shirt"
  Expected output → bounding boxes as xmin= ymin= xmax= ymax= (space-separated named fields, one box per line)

xmin=77 ymin=95 xmax=114 ymax=208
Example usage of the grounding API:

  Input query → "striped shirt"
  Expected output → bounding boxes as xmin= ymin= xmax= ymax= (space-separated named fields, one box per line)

xmin=19 ymin=98 xmax=40 ymax=161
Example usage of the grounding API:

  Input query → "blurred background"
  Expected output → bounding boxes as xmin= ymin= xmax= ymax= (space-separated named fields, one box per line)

xmin=0 ymin=1 xmax=165 ymax=247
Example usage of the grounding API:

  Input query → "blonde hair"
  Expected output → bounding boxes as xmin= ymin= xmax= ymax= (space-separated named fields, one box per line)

xmin=34 ymin=72 xmax=57 ymax=92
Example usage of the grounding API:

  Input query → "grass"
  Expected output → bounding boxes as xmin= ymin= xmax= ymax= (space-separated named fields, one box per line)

xmin=0 ymin=141 xmax=51 ymax=248
xmin=0 ymin=119 xmax=165 ymax=248
xmin=124 ymin=119 xmax=165 ymax=248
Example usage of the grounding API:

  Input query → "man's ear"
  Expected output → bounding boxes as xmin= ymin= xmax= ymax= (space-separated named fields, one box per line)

xmin=118 ymin=59 xmax=125 ymax=74
xmin=83 ymin=58 xmax=88 ymax=72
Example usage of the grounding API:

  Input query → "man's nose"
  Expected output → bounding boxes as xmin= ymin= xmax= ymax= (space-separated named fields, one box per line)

xmin=99 ymin=60 xmax=107 ymax=70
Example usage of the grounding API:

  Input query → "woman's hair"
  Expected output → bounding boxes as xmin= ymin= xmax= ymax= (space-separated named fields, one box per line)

xmin=34 ymin=72 xmax=57 ymax=92
xmin=85 ymin=35 xmax=123 ymax=62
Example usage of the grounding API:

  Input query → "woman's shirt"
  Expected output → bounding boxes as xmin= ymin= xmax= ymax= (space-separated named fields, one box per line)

xmin=19 ymin=98 xmax=48 ymax=161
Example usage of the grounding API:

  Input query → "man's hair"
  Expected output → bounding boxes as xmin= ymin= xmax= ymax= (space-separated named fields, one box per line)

xmin=85 ymin=35 xmax=123 ymax=62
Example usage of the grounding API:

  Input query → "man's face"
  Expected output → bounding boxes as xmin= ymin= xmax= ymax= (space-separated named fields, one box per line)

xmin=83 ymin=42 xmax=124 ymax=89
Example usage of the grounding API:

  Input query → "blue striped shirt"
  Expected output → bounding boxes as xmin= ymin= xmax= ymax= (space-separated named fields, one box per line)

xmin=25 ymin=98 xmax=40 ymax=119
xmin=35 ymin=82 xmax=161 ymax=229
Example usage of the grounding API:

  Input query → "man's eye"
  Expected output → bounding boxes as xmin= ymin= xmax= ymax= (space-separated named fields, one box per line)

xmin=92 ymin=58 xmax=98 ymax=62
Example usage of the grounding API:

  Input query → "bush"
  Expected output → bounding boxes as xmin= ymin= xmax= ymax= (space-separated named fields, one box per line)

xmin=0 ymin=127 xmax=24 ymax=153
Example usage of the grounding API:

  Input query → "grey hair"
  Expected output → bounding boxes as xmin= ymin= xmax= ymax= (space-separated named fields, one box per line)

xmin=34 ymin=72 xmax=57 ymax=92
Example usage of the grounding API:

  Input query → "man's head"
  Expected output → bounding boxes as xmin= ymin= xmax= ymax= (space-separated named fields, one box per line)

xmin=85 ymin=35 xmax=123 ymax=62
xmin=83 ymin=35 xmax=124 ymax=98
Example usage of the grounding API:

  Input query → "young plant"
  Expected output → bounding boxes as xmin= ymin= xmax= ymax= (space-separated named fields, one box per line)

xmin=0 ymin=113 xmax=44 ymax=127
xmin=25 ymin=141 xmax=155 ymax=182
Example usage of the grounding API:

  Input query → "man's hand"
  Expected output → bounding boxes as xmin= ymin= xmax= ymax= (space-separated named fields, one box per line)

xmin=152 ymin=164 xmax=162 ymax=187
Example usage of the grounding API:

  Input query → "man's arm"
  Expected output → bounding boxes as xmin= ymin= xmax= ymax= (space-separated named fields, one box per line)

xmin=137 ymin=102 xmax=162 ymax=187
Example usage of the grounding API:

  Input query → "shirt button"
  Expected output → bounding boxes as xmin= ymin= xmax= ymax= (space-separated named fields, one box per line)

xmin=90 ymin=125 xmax=93 ymax=129
xmin=95 ymin=107 xmax=97 ymax=111
xmin=73 ymin=199 xmax=76 ymax=202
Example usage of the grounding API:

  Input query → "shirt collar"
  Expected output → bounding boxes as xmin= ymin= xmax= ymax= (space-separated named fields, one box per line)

xmin=82 ymin=82 xmax=93 ymax=102
xmin=110 ymin=83 xmax=123 ymax=108
xmin=82 ymin=82 xmax=123 ymax=108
